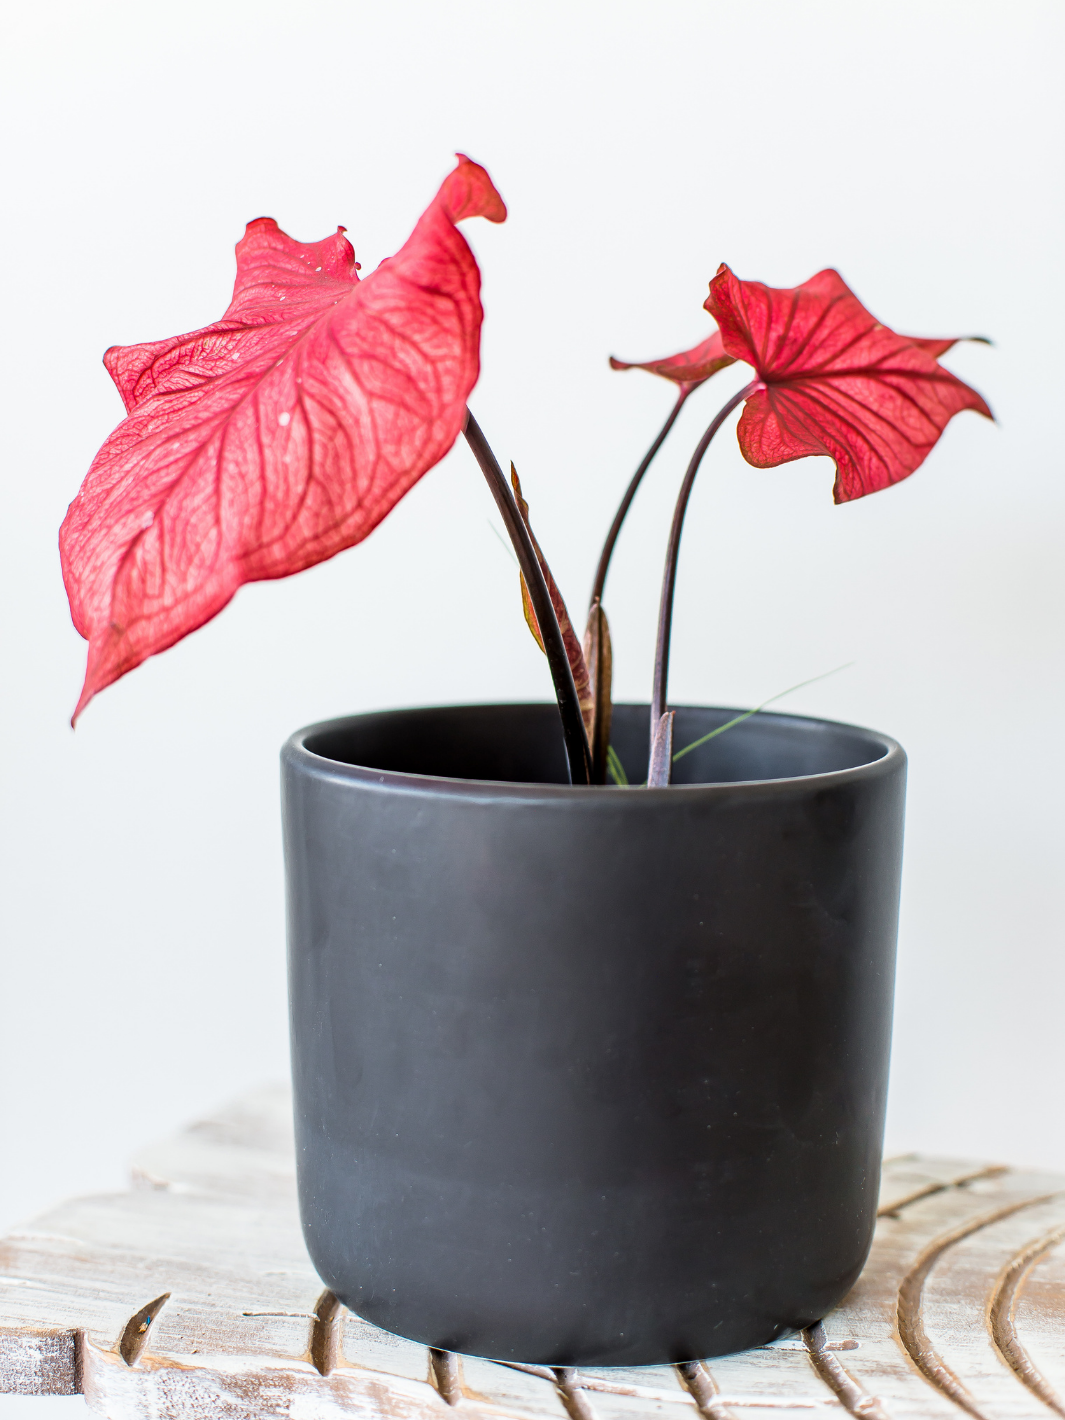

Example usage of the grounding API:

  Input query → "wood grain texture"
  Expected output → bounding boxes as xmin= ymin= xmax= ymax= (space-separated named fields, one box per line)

xmin=1 ymin=1089 xmax=1063 ymax=1418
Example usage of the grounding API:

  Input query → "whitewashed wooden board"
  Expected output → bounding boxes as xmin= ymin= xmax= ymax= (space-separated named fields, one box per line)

xmin=1 ymin=1087 xmax=1063 ymax=1419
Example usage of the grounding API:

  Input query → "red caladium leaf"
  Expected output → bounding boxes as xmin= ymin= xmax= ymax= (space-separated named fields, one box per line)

xmin=609 ymin=329 xmax=735 ymax=392
xmin=704 ymin=265 xmax=993 ymax=503
xmin=60 ymin=155 xmax=506 ymax=721
xmin=611 ymin=326 xmax=985 ymax=394
xmin=509 ymin=466 xmax=594 ymax=737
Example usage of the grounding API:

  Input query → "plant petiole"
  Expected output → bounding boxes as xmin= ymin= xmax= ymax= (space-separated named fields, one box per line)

xmin=648 ymin=381 xmax=759 ymax=767
xmin=589 ymin=388 xmax=690 ymax=608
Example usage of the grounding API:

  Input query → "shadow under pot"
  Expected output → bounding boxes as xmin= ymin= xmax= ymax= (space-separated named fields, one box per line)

xmin=281 ymin=702 xmax=906 ymax=1367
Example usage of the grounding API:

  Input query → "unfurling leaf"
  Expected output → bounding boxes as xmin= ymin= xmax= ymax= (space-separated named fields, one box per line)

xmin=647 ymin=711 xmax=675 ymax=787
xmin=519 ymin=570 xmax=545 ymax=652
xmin=509 ymin=465 xmax=593 ymax=735
xmin=582 ymin=598 xmax=613 ymax=785
xmin=609 ymin=329 xmax=735 ymax=392
xmin=704 ymin=265 xmax=993 ymax=504
xmin=60 ymin=155 xmax=507 ymax=722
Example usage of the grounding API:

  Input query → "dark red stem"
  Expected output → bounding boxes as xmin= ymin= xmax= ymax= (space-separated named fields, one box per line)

xmin=464 ymin=410 xmax=592 ymax=786
xmin=649 ymin=382 xmax=758 ymax=761
xmin=589 ymin=387 xmax=690 ymax=609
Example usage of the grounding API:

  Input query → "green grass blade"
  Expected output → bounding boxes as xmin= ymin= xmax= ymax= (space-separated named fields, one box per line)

xmin=671 ymin=663 xmax=854 ymax=764
xmin=487 ymin=518 xmax=519 ymax=567
xmin=606 ymin=743 xmax=629 ymax=786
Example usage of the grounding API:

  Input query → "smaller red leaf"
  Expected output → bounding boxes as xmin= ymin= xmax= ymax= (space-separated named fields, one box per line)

xmin=704 ymin=264 xmax=993 ymax=504
xmin=510 ymin=465 xmax=594 ymax=736
xmin=610 ymin=329 xmax=735 ymax=392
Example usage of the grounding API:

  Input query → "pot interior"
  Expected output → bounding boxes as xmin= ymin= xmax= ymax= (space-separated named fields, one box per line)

xmin=303 ymin=703 xmax=889 ymax=787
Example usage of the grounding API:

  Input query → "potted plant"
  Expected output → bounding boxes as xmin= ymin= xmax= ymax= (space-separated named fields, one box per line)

xmin=59 ymin=155 xmax=992 ymax=1366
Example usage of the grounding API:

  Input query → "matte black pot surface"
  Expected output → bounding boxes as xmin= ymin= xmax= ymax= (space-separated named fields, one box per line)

xmin=282 ymin=703 xmax=906 ymax=1367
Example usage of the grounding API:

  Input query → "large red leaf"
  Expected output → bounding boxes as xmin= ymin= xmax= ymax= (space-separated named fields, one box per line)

xmin=704 ymin=265 xmax=992 ymax=503
xmin=609 ymin=329 xmax=735 ymax=391
xmin=61 ymin=155 xmax=506 ymax=721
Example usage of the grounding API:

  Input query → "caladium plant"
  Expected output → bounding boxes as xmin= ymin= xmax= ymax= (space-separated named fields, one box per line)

xmin=61 ymin=155 xmax=992 ymax=787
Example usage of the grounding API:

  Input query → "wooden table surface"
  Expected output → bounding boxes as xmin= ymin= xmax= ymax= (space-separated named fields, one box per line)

xmin=1 ymin=1087 xmax=1062 ymax=1419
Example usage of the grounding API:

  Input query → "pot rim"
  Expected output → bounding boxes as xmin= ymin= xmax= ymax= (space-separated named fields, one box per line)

xmin=283 ymin=701 xmax=905 ymax=805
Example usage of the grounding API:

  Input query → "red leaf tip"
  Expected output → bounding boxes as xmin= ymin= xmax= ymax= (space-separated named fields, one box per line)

xmin=610 ymin=329 xmax=735 ymax=390
xmin=441 ymin=154 xmax=507 ymax=225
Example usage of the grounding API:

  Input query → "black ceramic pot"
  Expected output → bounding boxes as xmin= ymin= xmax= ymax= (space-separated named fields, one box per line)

xmin=282 ymin=703 xmax=905 ymax=1367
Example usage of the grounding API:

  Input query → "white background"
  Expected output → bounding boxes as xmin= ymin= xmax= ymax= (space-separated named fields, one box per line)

xmin=1 ymin=1 xmax=1062 ymax=1411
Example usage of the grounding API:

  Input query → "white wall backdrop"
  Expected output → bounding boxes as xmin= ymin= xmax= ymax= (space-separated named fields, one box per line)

xmin=1 ymin=2 xmax=1062 ymax=1401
